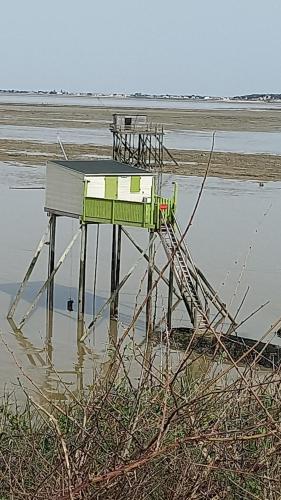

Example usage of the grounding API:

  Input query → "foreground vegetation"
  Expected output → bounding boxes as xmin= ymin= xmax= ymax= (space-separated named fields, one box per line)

xmin=1 ymin=331 xmax=281 ymax=500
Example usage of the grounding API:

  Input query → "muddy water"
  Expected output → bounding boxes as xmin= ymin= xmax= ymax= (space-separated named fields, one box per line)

xmin=1 ymin=124 xmax=281 ymax=155
xmin=0 ymin=162 xmax=281 ymax=398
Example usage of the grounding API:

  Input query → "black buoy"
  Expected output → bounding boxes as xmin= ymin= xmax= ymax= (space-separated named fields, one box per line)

xmin=67 ymin=298 xmax=74 ymax=312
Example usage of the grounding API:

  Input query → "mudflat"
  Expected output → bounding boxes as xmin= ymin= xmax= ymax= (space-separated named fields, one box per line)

xmin=1 ymin=103 xmax=281 ymax=181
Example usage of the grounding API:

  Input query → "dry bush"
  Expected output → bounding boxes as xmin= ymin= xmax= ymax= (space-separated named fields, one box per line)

xmin=1 ymin=331 xmax=281 ymax=500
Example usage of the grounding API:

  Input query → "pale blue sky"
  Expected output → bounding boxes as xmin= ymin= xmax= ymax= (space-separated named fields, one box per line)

xmin=1 ymin=0 xmax=280 ymax=95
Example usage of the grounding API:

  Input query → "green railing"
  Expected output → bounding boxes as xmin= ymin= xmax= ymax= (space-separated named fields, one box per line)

xmin=82 ymin=182 xmax=178 ymax=230
xmin=83 ymin=197 xmax=154 ymax=228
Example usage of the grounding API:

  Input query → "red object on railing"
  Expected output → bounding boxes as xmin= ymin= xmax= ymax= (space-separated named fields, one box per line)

xmin=159 ymin=203 xmax=168 ymax=211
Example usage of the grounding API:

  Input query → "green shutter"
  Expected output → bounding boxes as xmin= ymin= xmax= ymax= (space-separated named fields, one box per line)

xmin=130 ymin=176 xmax=141 ymax=193
xmin=105 ymin=176 xmax=118 ymax=199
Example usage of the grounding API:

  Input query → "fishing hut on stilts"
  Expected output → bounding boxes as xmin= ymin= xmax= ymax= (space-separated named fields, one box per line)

xmin=8 ymin=114 xmax=236 ymax=342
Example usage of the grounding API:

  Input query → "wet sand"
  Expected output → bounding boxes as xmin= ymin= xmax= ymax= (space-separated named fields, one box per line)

xmin=1 ymin=103 xmax=281 ymax=181
xmin=1 ymin=103 xmax=281 ymax=131
xmin=1 ymin=139 xmax=281 ymax=182
xmin=165 ymin=149 xmax=281 ymax=181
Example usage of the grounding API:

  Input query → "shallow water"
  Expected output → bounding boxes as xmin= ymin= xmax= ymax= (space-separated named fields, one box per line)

xmin=2 ymin=124 xmax=281 ymax=155
xmin=1 ymin=93 xmax=281 ymax=111
xmin=0 ymin=163 xmax=281 ymax=398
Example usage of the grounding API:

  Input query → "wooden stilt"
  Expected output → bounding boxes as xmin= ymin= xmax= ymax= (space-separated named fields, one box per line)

xmin=146 ymin=230 xmax=154 ymax=336
xmin=46 ymin=214 xmax=56 ymax=334
xmin=114 ymin=225 xmax=122 ymax=317
xmin=167 ymin=261 xmax=174 ymax=331
xmin=77 ymin=223 xmax=88 ymax=334
xmin=7 ymin=227 xmax=49 ymax=319
xmin=19 ymin=228 xmax=80 ymax=329
xmin=110 ymin=225 xmax=117 ymax=319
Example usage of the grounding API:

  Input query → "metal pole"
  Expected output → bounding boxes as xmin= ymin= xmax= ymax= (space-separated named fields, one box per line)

xmin=110 ymin=225 xmax=117 ymax=319
xmin=78 ymin=223 xmax=88 ymax=330
xmin=46 ymin=214 xmax=56 ymax=334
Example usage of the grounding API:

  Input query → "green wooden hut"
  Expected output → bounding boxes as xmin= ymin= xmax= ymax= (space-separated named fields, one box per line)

xmin=45 ymin=160 xmax=176 ymax=229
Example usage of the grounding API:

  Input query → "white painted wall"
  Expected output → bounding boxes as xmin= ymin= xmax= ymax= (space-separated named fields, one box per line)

xmin=118 ymin=176 xmax=153 ymax=202
xmin=85 ymin=175 xmax=153 ymax=203
xmin=45 ymin=163 xmax=84 ymax=216
xmin=85 ymin=175 xmax=105 ymax=198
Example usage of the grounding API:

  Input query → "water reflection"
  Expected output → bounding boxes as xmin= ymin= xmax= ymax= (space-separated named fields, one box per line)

xmin=7 ymin=314 xmax=96 ymax=402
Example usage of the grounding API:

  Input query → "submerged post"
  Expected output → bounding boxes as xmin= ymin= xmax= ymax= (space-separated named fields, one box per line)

xmin=46 ymin=214 xmax=56 ymax=334
xmin=78 ymin=223 xmax=88 ymax=336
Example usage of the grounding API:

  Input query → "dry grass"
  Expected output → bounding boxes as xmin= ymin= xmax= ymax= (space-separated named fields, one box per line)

xmin=1 ymin=333 xmax=281 ymax=499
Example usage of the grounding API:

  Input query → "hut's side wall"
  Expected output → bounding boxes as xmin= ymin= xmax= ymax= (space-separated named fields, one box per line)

xmin=45 ymin=164 xmax=84 ymax=216
xmin=118 ymin=176 xmax=153 ymax=202
xmin=85 ymin=175 xmax=153 ymax=203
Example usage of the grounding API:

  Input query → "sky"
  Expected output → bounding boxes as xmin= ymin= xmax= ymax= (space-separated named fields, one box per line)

xmin=0 ymin=0 xmax=281 ymax=96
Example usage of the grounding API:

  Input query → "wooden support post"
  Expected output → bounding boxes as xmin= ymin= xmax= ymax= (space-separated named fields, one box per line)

xmin=78 ymin=223 xmax=88 ymax=333
xmin=114 ymin=225 xmax=122 ymax=316
xmin=46 ymin=214 xmax=56 ymax=334
xmin=19 ymin=228 xmax=80 ymax=329
xmin=167 ymin=261 xmax=174 ymax=331
xmin=7 ymin=227 xmax=49 ymax=319
xmin=146 ymin=230 xmax=154 ymax=336
xmin=110 ymin=225 xmax=117 ymax=319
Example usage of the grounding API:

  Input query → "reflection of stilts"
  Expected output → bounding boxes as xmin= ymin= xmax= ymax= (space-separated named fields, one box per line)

xmin=109 ymin=317 xmax=118 ymax=346
xmin=75 ymin=340 xmax=87 ymax=394
xmin=99 ymin=318 xmax=119 ymax=387
xmin=7 ymin=317 xmax=46 ymax=367
xmin=8 ymin=313 xmax=89 ymax=401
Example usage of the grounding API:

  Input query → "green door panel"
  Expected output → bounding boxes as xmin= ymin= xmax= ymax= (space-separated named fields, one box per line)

xmin=130 ymin=176 xmax=141 ymax=193
xmin=105 ymin=176 xmax=118 ymax=199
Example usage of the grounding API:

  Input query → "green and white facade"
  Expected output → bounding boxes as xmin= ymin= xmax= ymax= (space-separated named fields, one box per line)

xmin=45 ymin=160 xmax=176 ymax=229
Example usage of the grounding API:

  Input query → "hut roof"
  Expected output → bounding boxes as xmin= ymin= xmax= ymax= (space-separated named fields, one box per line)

xmin=50 ymin=160 xmax=153 ymax=176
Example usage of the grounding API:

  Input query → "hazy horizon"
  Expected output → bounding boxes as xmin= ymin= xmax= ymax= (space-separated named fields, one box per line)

xmin=1 ymin=0 xmax=281 ymax=96
xmin=1 ymin=87 xmax=281 ymax=97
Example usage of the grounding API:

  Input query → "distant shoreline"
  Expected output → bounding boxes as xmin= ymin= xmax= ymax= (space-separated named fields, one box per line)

xmin=1 ymin=99 xmax=281 ymax=182
xmin=1 ymin=90 xmax=281 ymax=104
